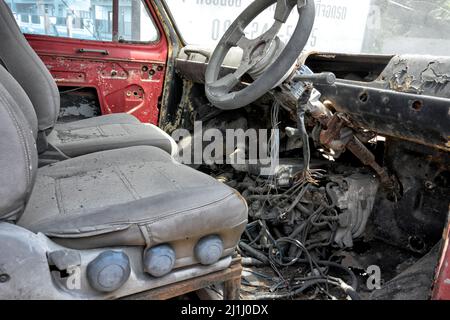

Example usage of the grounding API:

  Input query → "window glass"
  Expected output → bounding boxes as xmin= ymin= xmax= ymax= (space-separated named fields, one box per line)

xmin=6 ymin=0 xmax=159 ymax=43
xmin=165 ymin=0 xmax=450 ymax=56
xmin=118 ymin=0 xmax=159 ymax=42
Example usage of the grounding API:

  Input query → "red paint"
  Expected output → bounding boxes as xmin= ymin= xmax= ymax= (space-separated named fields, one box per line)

xmin=432 ymin=222 xmax=450 ymax=300
xmin=24 ymin=0 xmax=168 ymax=125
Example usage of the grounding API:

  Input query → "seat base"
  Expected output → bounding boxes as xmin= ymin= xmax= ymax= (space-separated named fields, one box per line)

xmin=0 ymin=223 xmax=235 ymax=299
xmin=123 ymin=258 xmax=242 ymax=300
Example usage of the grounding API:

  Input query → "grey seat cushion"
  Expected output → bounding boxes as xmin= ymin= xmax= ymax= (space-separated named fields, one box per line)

xmin=18 ymin=146 xmax=248 ymax=250
xmin=54 ymin=113 xmax=141 ymax=130
xmin=48 ymin=115 xmax=178 ymax=157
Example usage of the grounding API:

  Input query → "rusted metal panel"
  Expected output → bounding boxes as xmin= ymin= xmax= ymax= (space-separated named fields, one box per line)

xmin=35 ymin=55 xmax=165 ymax=124
xmin=382 ymin=56 xmax=450 ymax=98
xmin=304 ymin=54 xmax=450 ymax=152
xmin=317 ymin=82 xmax=450 ymax=152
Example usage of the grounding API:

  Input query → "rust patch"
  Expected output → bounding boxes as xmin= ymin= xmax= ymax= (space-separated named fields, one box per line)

xmin=421 ymin=61 xmax=450 ymax=87
xmin=389 ymin=59 xmax=422 ymax=94
xmin=389 ymin=58 xmax=450 ymax=95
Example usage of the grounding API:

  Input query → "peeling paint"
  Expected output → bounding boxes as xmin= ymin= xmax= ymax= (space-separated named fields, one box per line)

xmin=389 ymin=59 xmax=420 ymax=94
xmin=385 ymin=56 xmax=450 ymax=98
xmin=421 ymin=61 xmax=450 ymax=86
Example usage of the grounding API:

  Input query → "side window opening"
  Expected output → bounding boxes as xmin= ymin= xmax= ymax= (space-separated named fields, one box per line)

xmin=5 ymin=0 xmax=159 ymax=43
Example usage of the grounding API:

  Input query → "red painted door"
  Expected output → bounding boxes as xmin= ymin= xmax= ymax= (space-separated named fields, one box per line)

xmin=8 ymin=0 xmax=167 ymax=125
xmin=433 ymin=224 xmax=450 ymax=300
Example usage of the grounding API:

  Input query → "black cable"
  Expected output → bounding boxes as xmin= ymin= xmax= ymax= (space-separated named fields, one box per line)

xmin=241 ymin=257 xmax=266 ymax=267
xmin=239 ymin=241 xmax=269 ymax=264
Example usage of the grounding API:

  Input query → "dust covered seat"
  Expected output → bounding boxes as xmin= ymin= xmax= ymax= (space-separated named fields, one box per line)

xmin=18 ymin=146 xmax=247 ymax=261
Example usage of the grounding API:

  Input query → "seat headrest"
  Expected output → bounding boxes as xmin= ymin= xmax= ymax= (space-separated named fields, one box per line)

xmin=0 ymin=0 xmax=60 ymax=132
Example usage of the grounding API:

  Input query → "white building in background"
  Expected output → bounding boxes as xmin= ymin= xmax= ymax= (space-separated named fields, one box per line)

xmin=5 ymin=0 xmax=157 ymax=42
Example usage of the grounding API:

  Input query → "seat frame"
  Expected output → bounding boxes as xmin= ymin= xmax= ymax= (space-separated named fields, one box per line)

xmin=0 ymin=223 xmax=236 ymax=299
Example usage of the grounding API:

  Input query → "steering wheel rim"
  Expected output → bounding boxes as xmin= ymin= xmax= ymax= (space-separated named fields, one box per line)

xmin=205 ymin=0 xmax=316 ymax=110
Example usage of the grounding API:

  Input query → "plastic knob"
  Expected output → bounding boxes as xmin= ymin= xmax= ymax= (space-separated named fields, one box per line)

xmin=144 ymin=244 xmax=176 ymax=277
xmin=194 ymin=235 xmax=224 ymax=265
xmin=87 ymin=251 xmax=131 ymax=292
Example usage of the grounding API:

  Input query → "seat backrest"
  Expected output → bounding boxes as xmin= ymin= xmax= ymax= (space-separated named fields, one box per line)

xmin=0 ymin=0 xmax=60 ymax=133
xmin=0 ymin=64 xmax=38 ymax=222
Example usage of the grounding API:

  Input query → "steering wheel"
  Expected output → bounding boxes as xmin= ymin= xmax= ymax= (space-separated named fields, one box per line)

xmin=205 ymin=0 xmax=315 ymax=110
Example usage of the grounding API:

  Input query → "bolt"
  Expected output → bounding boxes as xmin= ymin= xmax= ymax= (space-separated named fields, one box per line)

xmin=157 ymin=65 xmax=164 ymax=72
xmin=149 ymin=69 xmax=156 ymax=76
xmin=0 ymin=274 xmax=10 ymax=283
xmin=425 ymin=181 xmax=435 ymax=190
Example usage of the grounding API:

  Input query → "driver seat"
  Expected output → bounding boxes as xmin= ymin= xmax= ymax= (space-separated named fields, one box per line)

xmin=0 ymin=1 xmax=177 ymax=158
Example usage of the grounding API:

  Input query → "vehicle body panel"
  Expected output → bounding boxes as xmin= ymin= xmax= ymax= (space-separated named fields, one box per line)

xmin=2 ymin=0 xmax=450 ymax=300
xmin=433 ymin=221 xmax=450 ymax=300
xmin=22 ymin=0 xmax=168 ymax=125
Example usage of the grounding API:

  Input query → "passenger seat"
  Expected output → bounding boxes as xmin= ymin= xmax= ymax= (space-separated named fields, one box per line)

xmin=0 ymin=0 xmax=177 ymax=158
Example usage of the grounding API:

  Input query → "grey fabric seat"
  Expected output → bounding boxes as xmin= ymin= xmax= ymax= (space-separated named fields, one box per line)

xmin=18 ymin=146 xmax=247 ymax=251
xmin=0 ymin=61 xmax=247 ymax=260
xmin=0 ymin=1 xmax=176 ymax=157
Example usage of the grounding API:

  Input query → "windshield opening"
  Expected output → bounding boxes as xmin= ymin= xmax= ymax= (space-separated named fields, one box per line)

xmin=164 ymin=0 xmax=450 ymax=56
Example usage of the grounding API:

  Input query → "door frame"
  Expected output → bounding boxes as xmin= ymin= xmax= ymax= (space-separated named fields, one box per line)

xmin=22 ymin=0 xmax=169 ymax=125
